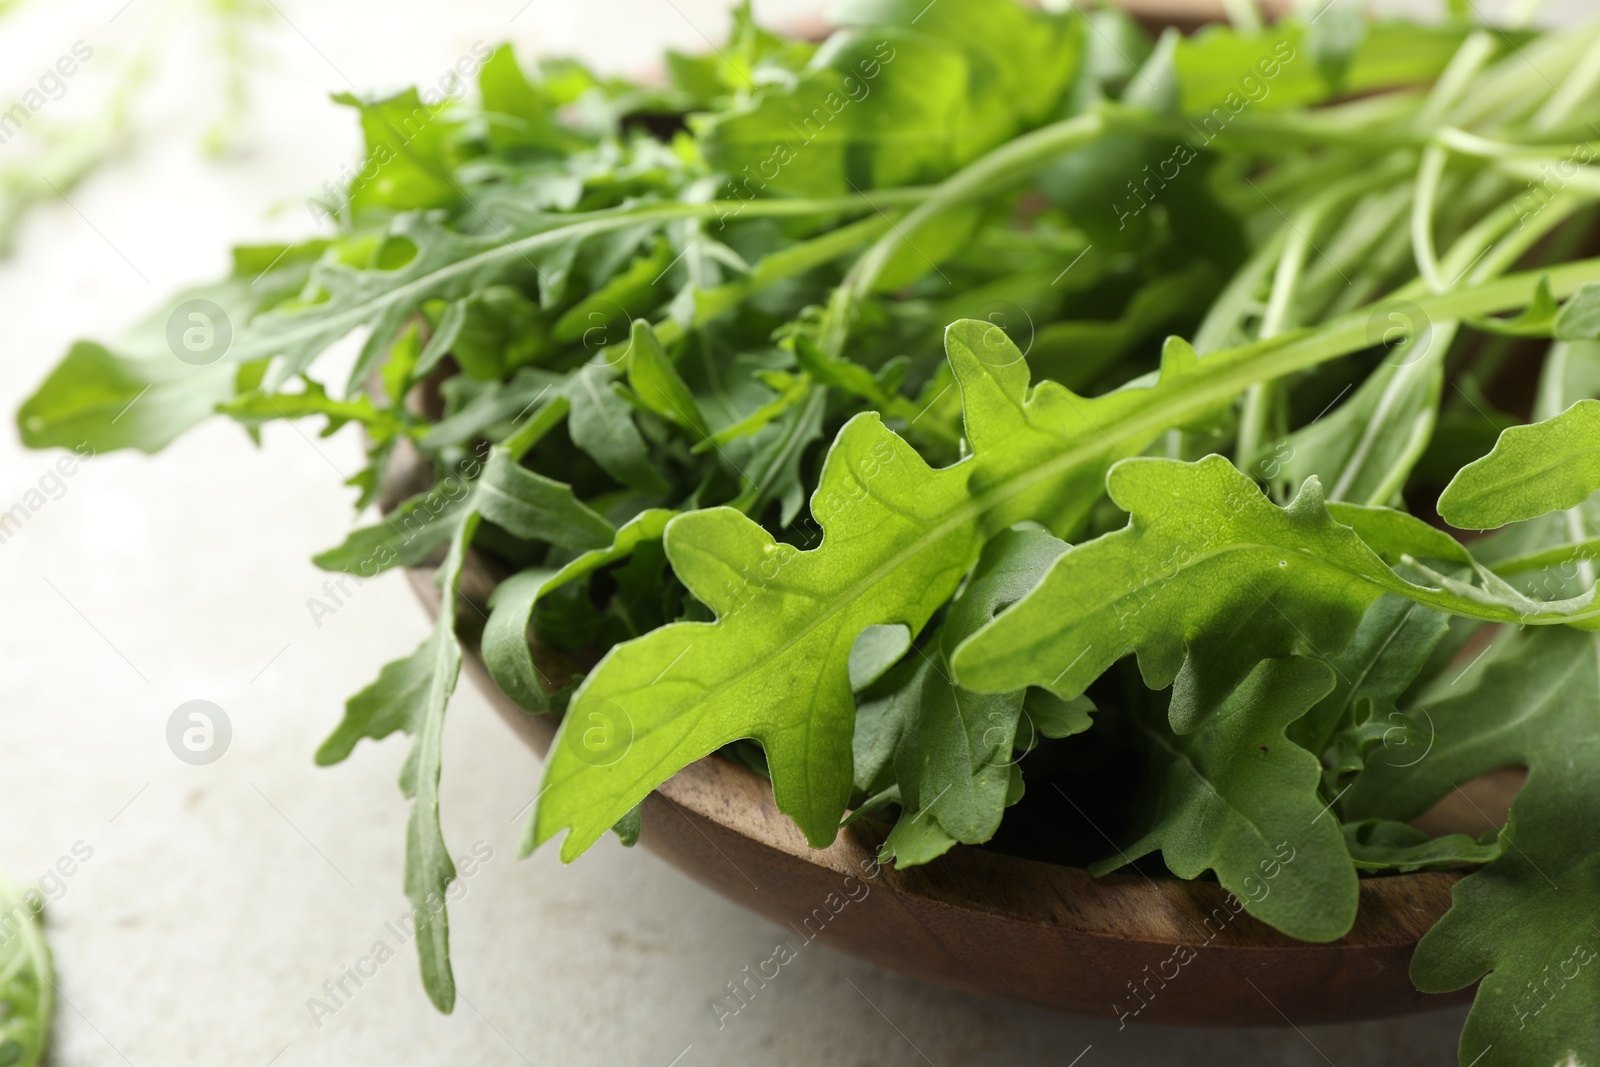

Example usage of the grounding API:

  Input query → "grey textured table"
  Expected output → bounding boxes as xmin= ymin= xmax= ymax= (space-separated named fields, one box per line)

xmin=2 ymin=1 xmax=1578 ymax=1063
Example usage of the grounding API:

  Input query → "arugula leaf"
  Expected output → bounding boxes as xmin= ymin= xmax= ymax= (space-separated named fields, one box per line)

xmin=316 ymin=436 xmax=598 ymax=1009
xmin=621 ymin=320 xmax=708 ymax=439
xmin=17 ymin=243 xmax=325 ymax=453
xmin=1273 ymin=333 xmax=1449 ymax=507
xmin=1092 ymin=657 xmax=1357 ymax=942
xmin=952 ymin=454 xmax=1600 ymax=734
xmin=1555 ymin=283 xmax=1600 ymax=340
xmin=1286 ymin=593 xmax=1451 ymax=774
xmin=332 ymin=89 xmax=463 ymax=219
xmin=1347 ymin=626 xmax=1600 ymax=1067
xmin=0 ymin=877 xmax=51 ymax=1067
xmin=565 ymin=363 xmax=671 ymax=495
xmin=1439 ymin=398 xmax=1600 ymax=530
xmin=698 ymin=0 xmax=1083 ymax=198
xmin=1341 ymin=820 xmax=1501 ymax=873
xmin=16 ymin=342 xmax=235 ymax=455
xmin=482 ymin=509 xmax=675 ymax=712
xmin=876 ymin=528 xmax=1078 ymax=866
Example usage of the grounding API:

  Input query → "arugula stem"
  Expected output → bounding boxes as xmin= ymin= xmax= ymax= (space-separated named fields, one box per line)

xmin=1411 ymin=147 xmax=1451 ymax=293
xmin=1490 ymin=537 xmax=1600 ymax=577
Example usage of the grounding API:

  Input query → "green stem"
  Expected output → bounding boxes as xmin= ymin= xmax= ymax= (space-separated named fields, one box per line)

xmin=1490 ymin=538 xmax=1600 ymax=577
xmin=1411 ymin=146 xmax=1450 ymax=293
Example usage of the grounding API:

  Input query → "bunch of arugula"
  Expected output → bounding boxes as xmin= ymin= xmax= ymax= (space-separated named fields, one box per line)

xmin=20 ymin=0 xmax=1600 ymax=1061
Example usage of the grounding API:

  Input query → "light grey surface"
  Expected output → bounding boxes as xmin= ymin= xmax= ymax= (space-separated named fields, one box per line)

xmin=3 ymin=0 xmax=1573 ymax=1063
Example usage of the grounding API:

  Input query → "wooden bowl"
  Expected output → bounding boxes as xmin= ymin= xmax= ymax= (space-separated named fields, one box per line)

xmin=388 ymin=447 xmax=1515 ymax=1028
xmin=383 ymin=0 xmax=1521 ymax=1023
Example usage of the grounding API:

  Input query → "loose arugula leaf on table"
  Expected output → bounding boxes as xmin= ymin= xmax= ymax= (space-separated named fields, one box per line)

xmin=0 ymin=878 xmax=51 ymax=1067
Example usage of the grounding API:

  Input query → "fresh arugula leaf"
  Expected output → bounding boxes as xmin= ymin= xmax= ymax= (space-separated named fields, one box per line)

xmin=565 ymin=361 xmax=671 ymax=495
xmin=1439 ymin=398 xmax=1600 ymax=530
xmin=482 ymin=509 xmax=675 ymax=712
xmin=1347 ymin=626 xmax=1600 ymax=1067
xmin=953 ymin=454 xmax=1600 ymax=734
xmin=332 ymin=89 xmax=464 ymax=218
xmin=1092 ymin=657 xmax=1357 ymax=942
xmin=1286 ymin=593 xmax=1451 ymax=773
xmin=17 ymin=243 xmax=325 ymax=453
xmin=1341 ymin=820 xmax=1501 ymax=873
xmin=1555 ymin=283 xmax=1600 ymax=340
xmin=316 ymin=436 xmax=597 ymax=1009
xmin=16 ymin=342 xmax=235 ymax=454
xmin=622 ymin=320 xmax=708 ymax=439
xmin=877 ymin=528 xmax=1076 ymax=866
xmin=1273 ymin=333 xmax=1449 ymax=507
xmin=698 ymin=0 xmax=1083 ymax=198
xmin=0 ymin=877 xmax=51 ymax=1067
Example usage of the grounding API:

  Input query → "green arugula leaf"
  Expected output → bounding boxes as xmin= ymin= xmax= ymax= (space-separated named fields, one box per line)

xmin=16 ymin=341 xmax=234 ymax=455
xmin=877 ymin=527 xmax=1077 ymax=866
xmin=1347 ymin=626 xmax=1600 ymax=1067
xmin=622 ymin=320 xmax=708 ymax=438
xmin=313 ymin=479 xmax=475 ymax=576
xmin=331 ymin=88 xmax=464 ymax=218
xmin=316 ymin=435 xmax=598 ymax=1009
xmin=477 ymin=45 xmax=586 ymax=156
xmin=952 ymin=454 xmax=1600 ymax=734
xmin=565 ymin=361 xmax=672 ymax=496
xmin=1439 ymin=398 xmax=1600 ymax=530
xmin=728 ymin=386 xmax=827 ymax=524
xmin=17 ymin=243 xmax=326 ymax=453
xmin=482 ymin=509 xmax=674 ymax=712
xmin=1091 ymin=657 xmax=1357 ymax=942
xmin=0 ymin=877 xmax=52 ymax=1067
xmin=698 ymin=0 xmax=1082 ymax=198
xmin=1286 ymin=593 xmax=1451 ymax=774
xmin=471 ymin=448 xmax=615 ymax=550
xmin=1555 ymin=283 xmax=1600 ymax=340
xmin=1273 ymin=331 xmax=1450 ymax=507
xmin=1341 ymin=820 xmax=1501 ymax=873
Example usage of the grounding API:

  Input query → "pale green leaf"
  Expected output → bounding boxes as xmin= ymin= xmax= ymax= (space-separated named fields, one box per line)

xmin=1438 ymin=399 xmax=1600 ymax=530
